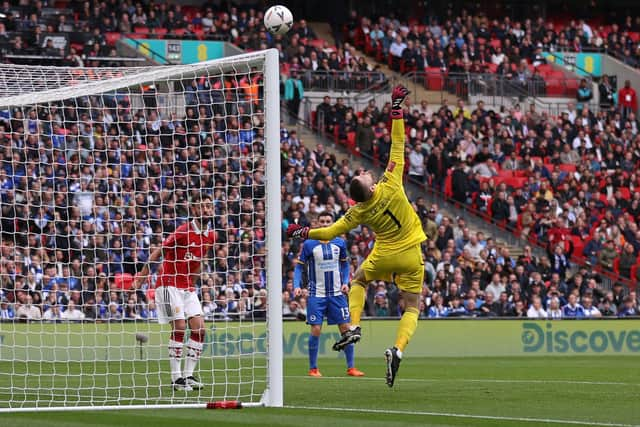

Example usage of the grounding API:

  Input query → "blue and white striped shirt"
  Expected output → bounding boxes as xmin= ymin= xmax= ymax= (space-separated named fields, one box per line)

xmin=294 ymin=238 xmax=349 ymax=297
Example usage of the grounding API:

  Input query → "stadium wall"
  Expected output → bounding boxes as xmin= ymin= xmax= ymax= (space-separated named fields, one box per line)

xmin=2 ymin=320 xmax=640 ymax=361
xmin=543 ymin=52 xmax=603 ymax=77
xmin=601 ymin=54 xmax=640 ymax=92
xmin=122 ymin=38 xmax=227 ymax=63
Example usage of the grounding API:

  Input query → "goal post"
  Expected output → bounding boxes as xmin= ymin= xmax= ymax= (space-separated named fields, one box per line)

xmin=0 ymin=49 xmax=282 ymax=411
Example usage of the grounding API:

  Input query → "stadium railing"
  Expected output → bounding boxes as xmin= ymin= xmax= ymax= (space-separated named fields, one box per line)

xmin=299 ymin=69 xmax=389 ymax=92
xmin=3 ymin=54 xmax=148 ymax=66
xmin=403 ymin=70 xmax=587 ymax=102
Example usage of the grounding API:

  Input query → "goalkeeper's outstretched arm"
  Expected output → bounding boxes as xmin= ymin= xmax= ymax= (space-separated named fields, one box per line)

xmin=308 ymin=211 xmax=359 ymax=241
xmin=387 ymin=85 xmax=410 ymax=184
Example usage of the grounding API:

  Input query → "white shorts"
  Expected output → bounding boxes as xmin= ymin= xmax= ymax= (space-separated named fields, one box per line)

xmin=155 ymin=286 xmax=203 ymax=324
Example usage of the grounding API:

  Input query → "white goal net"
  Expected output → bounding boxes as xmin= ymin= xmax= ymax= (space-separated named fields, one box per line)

xmin=0 ymin=50 xmax=282 ymax=411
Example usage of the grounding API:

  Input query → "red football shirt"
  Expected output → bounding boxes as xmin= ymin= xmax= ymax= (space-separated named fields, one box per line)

xmin=157 ymin=220 xmax=216 ymax=289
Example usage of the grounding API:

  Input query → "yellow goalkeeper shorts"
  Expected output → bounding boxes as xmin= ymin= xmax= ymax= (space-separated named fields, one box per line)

xmin=360 ymin=244 xmax=424 ymax=294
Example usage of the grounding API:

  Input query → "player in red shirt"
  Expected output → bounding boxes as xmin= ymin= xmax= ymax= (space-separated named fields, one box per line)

xmin=136 ymin=193 xmax=216 ymax=391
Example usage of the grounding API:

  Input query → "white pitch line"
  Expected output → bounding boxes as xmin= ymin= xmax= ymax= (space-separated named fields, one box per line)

xmin=285 ymin=375 xmax=638 ymax=387
xmin=285 ymin=405 xmax=640 ymax=427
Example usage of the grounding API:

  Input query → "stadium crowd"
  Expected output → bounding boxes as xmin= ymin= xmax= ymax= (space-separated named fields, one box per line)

xmin=0 ymin=1 xmax=639 ymax=323
xmin=0 ymin=0 xmax=637 ymax=90
xmin=2 ymin=72 xmax=638 ymax=323
xmin=346 ymin=8 xmax=640 ymax=72
xmin=313 ymin=79 xmax=640 ymax=318
xmin=0 ymin=67 xmax=274 ymax=323
xmin=0 ymin=1 xmax=383 ymax=85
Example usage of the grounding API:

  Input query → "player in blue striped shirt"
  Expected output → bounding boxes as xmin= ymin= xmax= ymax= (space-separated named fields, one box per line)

xmin=294 ymin=212 xmax=365 ymax=378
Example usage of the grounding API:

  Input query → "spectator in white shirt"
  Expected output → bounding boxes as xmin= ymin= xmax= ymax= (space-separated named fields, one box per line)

xmin=572 ymin=129 xmax=593 ymax=150
xmin=565 ymin=103 xmax=577 ymax=124
xmin=463 ymin=234 xmax=484 ymax=262
xmin=43 ymin=304 xmax=63 ymax=322
xmin=580 ymin=19 xmax=593 ymax=40
xmin=491 ymin=46 xmax=505 ymax=65
xmin=547 ymin=297 xmax=563 ymax=319
xmin=15 ymin=295 xmax=42 ymax=320
xmin=527 ymin=296 xmax=548 ymax=318
xmin=103 ymin=302 xmax=122 ymax=322
xmin=202 ymin=292 xmax=217 ymax=320
xmin=582 ymin=295 xmax=602 ymax=318
xmin=408 ymin=144 xmax=425 ymax=182
xmin=418 ymin=100 xmax=433 ymax=118
xmin=389 ymin=35 xmax=406 ymax=70
xmin=485 ymin=273 xmax=506 ymax=301
xmin=145 ymin=300 xmax=158 ymax=320
xmin=61 ymin=301 xmax=85 ymax=322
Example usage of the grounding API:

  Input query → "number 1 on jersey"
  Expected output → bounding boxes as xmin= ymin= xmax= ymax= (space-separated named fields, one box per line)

xmin=383 ymin=208 xmax=402 ymax=229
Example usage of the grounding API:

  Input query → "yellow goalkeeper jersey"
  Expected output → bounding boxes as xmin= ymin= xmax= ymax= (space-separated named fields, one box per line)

xmin=309 ymin=118 xmax=426 ymax=253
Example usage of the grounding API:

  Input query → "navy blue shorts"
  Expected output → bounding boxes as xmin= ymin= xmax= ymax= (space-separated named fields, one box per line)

xmin=307 ymin=295 xmax=350 ymax=325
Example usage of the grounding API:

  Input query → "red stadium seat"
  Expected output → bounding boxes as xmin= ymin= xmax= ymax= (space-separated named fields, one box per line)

xmin=444 ymin=171 xmax=453 ymax=198
xmin=425 ymin=68 xmax=445 ymax=90
xmin=364 ymin=34 xmax=375 ymax=55
xmin=346 ymin=131 xmax=357 ymax=155
xmin=309 ymin=39 xmax=325 ymax=49
xmin=375 ymin=45 xmax=385 ymax=62
xmin=105 ymin=32 xmax=122 ymax=46
xmin=571 ymin=236 xmax=585 ymax=259
xmin=153 ymin=27 xmax=168 ymax=37
xmin=545 ymin=79 xmax=564 ymax=96
xmin=566 ymin=79 xmax=579 ymax=97
xmin=619 ymin=187 xmax=631 ymax=200
xmin=485 ymin=197 xmax=493 ymax=220
xmin=113 ymin=273 xmax=134 ymax=290
xmin=502 ymin=177 xmax=527 ymax=189
xmin=128 ymin=33 xmax=148 ymax=40
xmin=549 ymin=70 xmax=565 ymax=79
xmin=558 ymin=164 xmax=577 ymax=173
xmin=134 ymin=26 xmax=150 ymax=35
xmin=353 ymin=28 xmax=365 ymax=49
xmin=536 ymin=64 xmax=553 ymax=75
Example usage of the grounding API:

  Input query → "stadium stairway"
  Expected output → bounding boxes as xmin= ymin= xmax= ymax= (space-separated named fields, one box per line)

xmin=293 ymin=120 xmax=529 ymax=261
xmin=309 ymin=22 xmax=443 ymax=106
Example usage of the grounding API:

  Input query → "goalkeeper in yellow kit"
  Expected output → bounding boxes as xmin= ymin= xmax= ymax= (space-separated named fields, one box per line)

xmin=287 ymin=85 xmax=425 ymax=387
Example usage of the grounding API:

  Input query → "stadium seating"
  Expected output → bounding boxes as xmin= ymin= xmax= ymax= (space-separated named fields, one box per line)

xmin=0 ymin=1 xmax=638 ymax=323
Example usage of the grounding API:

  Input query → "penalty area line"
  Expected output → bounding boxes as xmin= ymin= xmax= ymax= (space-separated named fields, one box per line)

xmin=284 ymin=405 xmax=639 ymax=427
xmin=285 ymin=375 xmax=638 ymax=387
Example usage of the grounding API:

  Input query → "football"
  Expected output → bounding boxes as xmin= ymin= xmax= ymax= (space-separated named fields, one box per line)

xmin=264 ymin=5 xmax=293 ymax=35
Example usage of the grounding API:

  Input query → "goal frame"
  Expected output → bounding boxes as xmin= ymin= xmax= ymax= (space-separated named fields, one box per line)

xmin=0 ymin=48 xmax=283 ymax=412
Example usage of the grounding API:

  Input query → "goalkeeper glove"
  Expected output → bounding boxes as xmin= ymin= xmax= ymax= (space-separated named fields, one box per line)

xmin=391 ymin=85 xmax=410 ymax=120
xmin=287 ymin=223 xmax=310 ymax=239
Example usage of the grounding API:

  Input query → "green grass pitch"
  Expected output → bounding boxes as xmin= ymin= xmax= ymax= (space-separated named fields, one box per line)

xmin=2 ymin=355 xmax=640 ymax=427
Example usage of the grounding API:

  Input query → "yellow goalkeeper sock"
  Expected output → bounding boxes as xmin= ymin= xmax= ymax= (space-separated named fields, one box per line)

xmin=394 ymin=307 xmax=419 ymax=352
xmin=348 ymin=282 xmax=366 ymax=326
